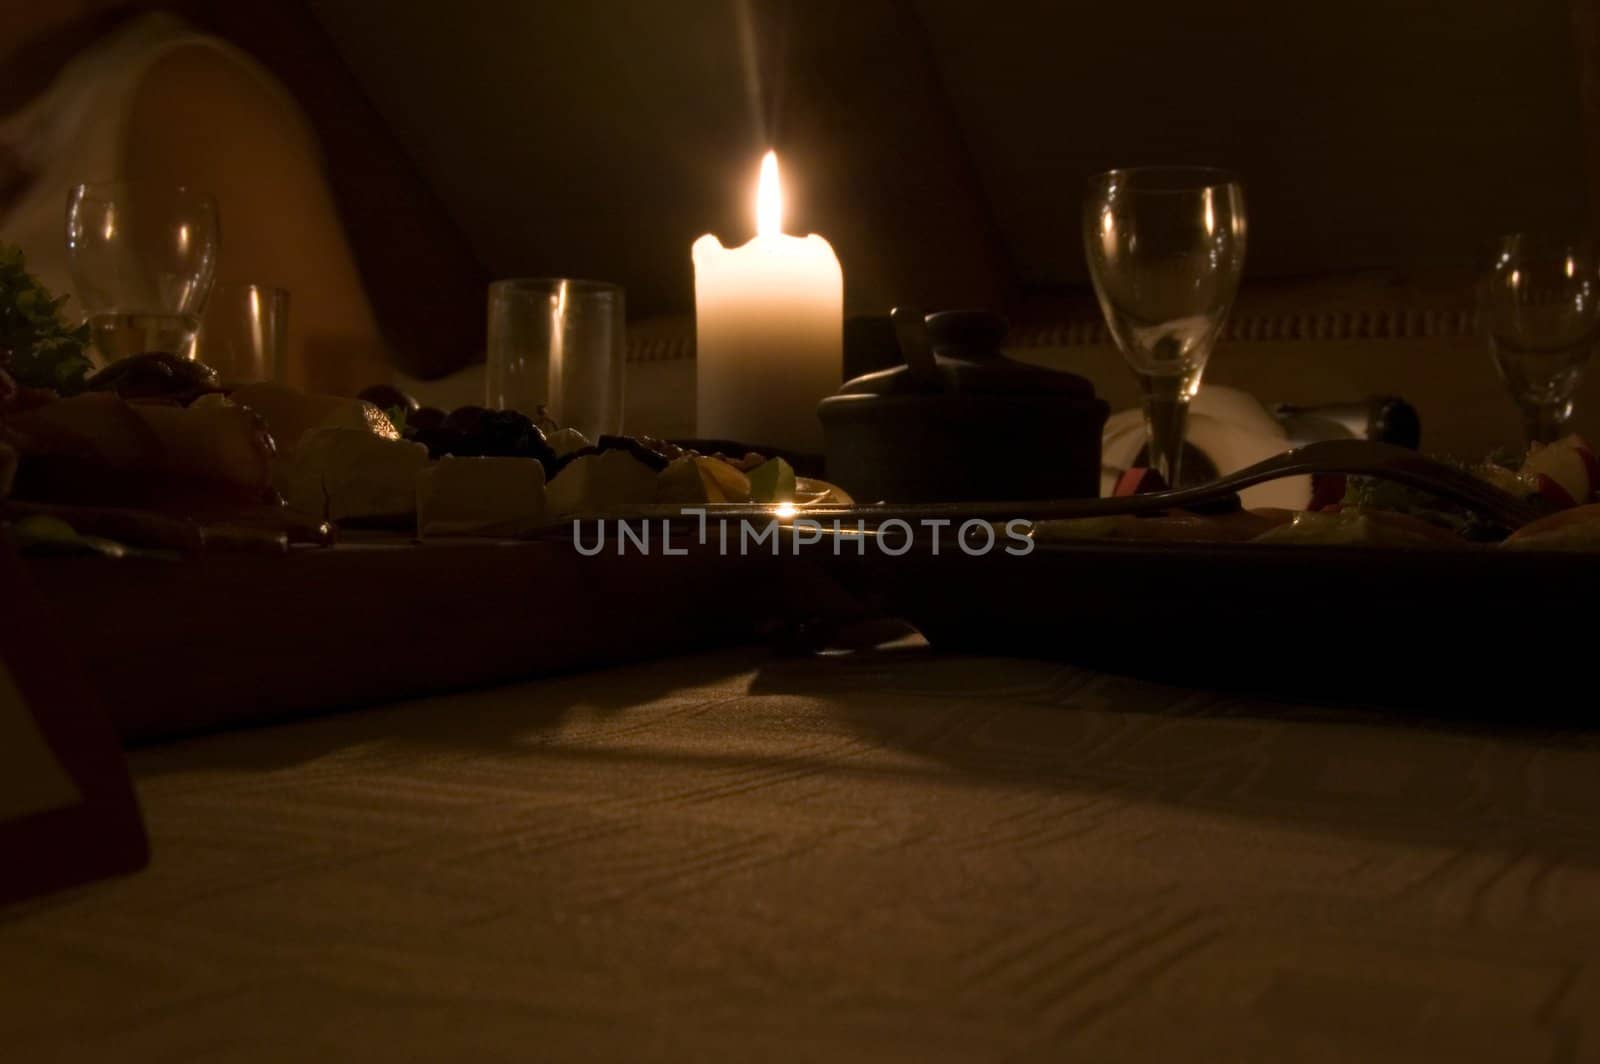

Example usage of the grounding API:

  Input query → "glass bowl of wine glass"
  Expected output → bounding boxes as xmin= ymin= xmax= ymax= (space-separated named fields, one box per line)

xmin=1082 ymin=167 xmax=1247 ymax=487
xmin=66 ymin=182 xmax=219 ymax=364
xmin=1477 ymin=233 xmax=1600 ymax=446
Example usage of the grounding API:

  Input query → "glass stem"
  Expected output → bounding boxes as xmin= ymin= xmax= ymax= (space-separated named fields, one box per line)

xmin=1139 ymin=374 xmax=1189 ymax=486
xmin=1520 ymin=401 xmax=1567 ymax=446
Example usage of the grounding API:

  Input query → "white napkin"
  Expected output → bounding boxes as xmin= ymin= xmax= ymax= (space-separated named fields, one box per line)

xmin=1100 ymin=386 xmax=1317 ymax=510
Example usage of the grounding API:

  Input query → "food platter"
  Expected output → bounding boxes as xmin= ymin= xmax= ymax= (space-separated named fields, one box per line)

xmin=22 ymin=492 xmax=1600 ymax=741
xmin=9 ymin=306 xmax=1600 ymax=730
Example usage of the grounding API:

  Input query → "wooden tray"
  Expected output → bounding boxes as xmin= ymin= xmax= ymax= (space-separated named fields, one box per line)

xmin=25 ymin=538 xmax=783 ymax=743
xmin=832 ymin=538 xmax=1600 ymax=714
xmin=30 ymin=518 xmax=1600 ymax=740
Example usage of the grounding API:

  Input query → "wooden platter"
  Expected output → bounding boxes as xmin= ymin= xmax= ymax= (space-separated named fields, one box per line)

xmin=25 ymin=537 xmax=783 ymax=743
xmin=829 ymin=537 xmax=1600 ymax=714
xmin=25 ymin=511 xmax=1600 ymax=741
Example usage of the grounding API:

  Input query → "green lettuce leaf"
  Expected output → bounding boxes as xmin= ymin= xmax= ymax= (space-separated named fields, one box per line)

xmin=0 ymin=243 xmax=93 ymax=394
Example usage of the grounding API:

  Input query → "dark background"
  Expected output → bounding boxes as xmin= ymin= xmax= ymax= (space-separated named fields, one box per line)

xmin=172 ymin=0 xmax=1600 ymax=372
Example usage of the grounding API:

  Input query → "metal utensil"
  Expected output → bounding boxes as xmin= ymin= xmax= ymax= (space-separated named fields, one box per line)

xmin=693 ymin=439 xmax=1542 ymax=530
xmin=893 ymin=439 xmax=1535 ymax=527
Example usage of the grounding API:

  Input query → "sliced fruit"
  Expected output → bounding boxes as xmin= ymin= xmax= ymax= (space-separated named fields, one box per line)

xmin=1254 ymin=509 xmax=1460 ymax=547
xmin=747 ymin=457 xmax=796 ymax=504
xmin=1471 ymin=461 xmax=1535 ymax=499
xmin=1521 ymin=435 xmax=1595 ymax=507
xmin=1236 ymin=507 xmax=1298 ymax=533
xmin=1502 ymin=502 xmax=1600 ymax=550
xmin=1113 ymin=467 xmax=1168 ymax=496
xmin=1531 ymin=472 xmax=1578 ymax=510
xmin=695 ymin=455 xmax=752 ymax=503
xmin=1034 ymin=510 xmax=1273 ymax=543
xmin=1571 ymin=437 xmax=1600 ymax=500
xmin=654 ymin=454 xmax=753 ymax=505
xmin=1359 ymin=509 xmax=1466 ymax=544
xmin=131 ymin=402 xmax=276 ymax=496
xmin=4 ymin=392 xmax=164 ymax=471
xmin=1307 ymin=473 xmax=1346 ymax=512
xmin=655 ymin=454 xmax=708 ymax=504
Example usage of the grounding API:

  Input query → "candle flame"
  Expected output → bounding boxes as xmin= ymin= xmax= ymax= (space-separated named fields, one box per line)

xmin=756 ymin=150 xmax=781 ymax=237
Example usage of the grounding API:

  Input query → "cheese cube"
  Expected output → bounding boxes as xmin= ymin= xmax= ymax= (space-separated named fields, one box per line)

xmin=417 ymin=456 xmax=547 ymax=538
xmin=279 ymin=428 xmax=429 ymax=520
xmin=545 ymin=449 xmax=659 ymax=516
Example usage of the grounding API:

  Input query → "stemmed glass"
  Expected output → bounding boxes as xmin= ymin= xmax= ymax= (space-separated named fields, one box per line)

xmin=1477 ymin=234 xmax=1599 ymax=445
xmin=66 ymin=183 xmax=220 ymax=362
xmin=1083 ymin=167 xmax=1247 ymax=486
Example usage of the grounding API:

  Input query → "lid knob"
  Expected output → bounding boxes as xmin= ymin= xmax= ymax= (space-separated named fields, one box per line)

xmin=925 ymin=310 xmax=1008 ymax=360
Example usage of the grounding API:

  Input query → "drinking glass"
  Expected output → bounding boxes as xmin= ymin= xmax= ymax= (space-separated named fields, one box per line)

xmin=1477 ymin=234 xmax=1599 ymax=445
xmin=194 ymin=284 xmax=288 ymax=384
xmin=487 ymin=278 xmax=624 ymax=439
xmin=1083 ymin=167 xmax=1247 ymax=486
xmin=66 ymin=183 xmax=219 ymax=362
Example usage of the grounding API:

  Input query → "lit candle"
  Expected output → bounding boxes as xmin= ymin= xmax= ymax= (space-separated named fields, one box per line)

xmin=693 ymin=151 xmax=842 ymax=453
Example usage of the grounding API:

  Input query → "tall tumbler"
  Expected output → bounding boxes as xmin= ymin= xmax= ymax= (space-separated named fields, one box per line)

xmin=195 ymin=284 xmax=287 ymax=384
xmin=487 ymin=278 xmax=624 ymax=440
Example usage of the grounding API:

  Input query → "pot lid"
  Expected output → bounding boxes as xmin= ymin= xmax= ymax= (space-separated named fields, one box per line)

xmin=834 ymin=310 xmax=1096 ymax=398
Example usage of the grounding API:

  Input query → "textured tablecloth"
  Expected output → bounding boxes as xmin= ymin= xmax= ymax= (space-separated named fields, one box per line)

xmin=4 ymin=644 xmax=1600 ymax=1062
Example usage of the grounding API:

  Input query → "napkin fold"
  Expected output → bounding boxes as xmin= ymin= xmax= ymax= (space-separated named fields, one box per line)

xmin=1100 ymin=386 xmax=1323 ymax=509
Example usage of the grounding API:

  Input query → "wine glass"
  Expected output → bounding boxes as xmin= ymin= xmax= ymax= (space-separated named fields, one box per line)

xmin=1083 ymin=167 xmax=1247 ymax=486
xmin=66 ymin=183 xmax=220 ymax=363
xmin=1477 ymin=234 xmax=1599 ymax=445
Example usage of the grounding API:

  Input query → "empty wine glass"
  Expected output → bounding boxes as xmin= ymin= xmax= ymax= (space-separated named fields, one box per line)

xmin=1477 ymin=234 xmax=1599 ymax=445
xmin=1083 ymin=167 xmax=1247 ymax=486
xmin=66 ymin=183 xmax=220 ymax=362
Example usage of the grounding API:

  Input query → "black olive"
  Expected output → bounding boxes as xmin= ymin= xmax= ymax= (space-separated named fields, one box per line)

xmin=504 ymin=418 xmax=555 ymax=465
xmin=444 ymin=405 xmax=491 ymax=435
xmin=522 ymin=439 xmax=557 ymax=467
xmin=85 ymin=352 xmax=220 ymax=399
xmin=474 ymin=410 xmax=526 ymax=457
xmin=517 ymin=428 xmax=557 ymax=467
xmin=408 ymin=406 xmax=446 ymax=431
xmin=411 ymin=425 xmax=476 ymax=459
xmin=625 ymin=444 xmax=669 ymax=472
xmin=482 ymin=408 xmax=531 ymax=442
xmin=408 ymin=426 xmax=445 ymax=458
xmin=595 ymin=434 xmax=668 ymax=472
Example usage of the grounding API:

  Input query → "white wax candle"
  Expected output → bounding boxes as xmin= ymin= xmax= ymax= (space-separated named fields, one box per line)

xmin=693 ymin=152 xmax=842 ymax=453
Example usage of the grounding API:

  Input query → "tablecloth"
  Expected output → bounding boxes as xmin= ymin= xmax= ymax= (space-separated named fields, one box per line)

xmin=4 ymin=643 xmax=1599 ymax=1061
